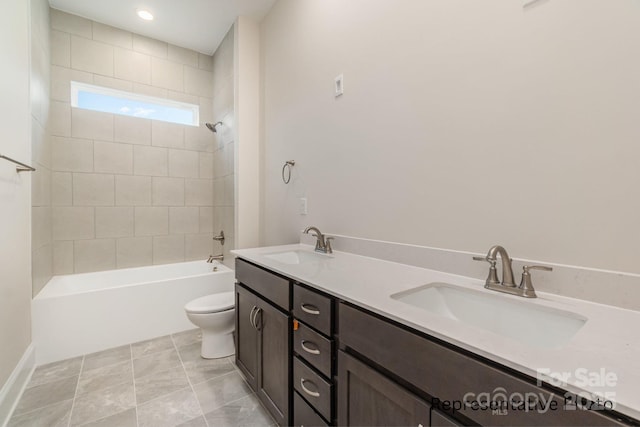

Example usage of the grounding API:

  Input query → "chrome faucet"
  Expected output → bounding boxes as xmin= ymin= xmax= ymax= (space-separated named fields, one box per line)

xmin=207 ymin=254 xmax=224 ymax=263
xmin=473 ymin=245 xmax=552 ymax=298
xmin=303 ymin=226 xmax=333 ymax=254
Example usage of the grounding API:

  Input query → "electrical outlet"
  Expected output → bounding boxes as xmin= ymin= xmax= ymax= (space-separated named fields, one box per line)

xmin=299 ymin=197 xmax=308 ymax=215
xmin=334 ymin=74 xmax=344 ymax=97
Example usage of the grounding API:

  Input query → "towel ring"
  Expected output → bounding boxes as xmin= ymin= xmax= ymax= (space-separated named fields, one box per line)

xmin=282 ymin=160 xmax=295 ymax=184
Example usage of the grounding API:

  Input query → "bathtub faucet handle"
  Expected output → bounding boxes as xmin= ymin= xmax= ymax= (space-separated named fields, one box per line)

xmin=212 ymin=230 xmax=225 ymax=246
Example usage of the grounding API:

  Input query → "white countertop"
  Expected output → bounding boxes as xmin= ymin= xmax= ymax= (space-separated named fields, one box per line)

xmin=232 ymin=244 xmax=640 ymax=421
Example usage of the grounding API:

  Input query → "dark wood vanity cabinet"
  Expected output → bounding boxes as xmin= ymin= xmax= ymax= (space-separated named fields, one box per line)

xmin=337 ymin=350 xmax=431 ymax=426
xmin=235 ymin=259 xmax=291 ymax=426
xmin=235 ymin=258 xmax=635 ymax=427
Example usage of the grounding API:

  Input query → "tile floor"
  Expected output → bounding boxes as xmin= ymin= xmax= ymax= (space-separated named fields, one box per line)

xmin=8 ymin=330 xmax=275 ymax=427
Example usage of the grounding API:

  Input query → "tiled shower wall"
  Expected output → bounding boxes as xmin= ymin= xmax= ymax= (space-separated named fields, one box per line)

xmin=31 ymin=0 xmax=52 ymax=295
xmin=211 ymin=26 xmax=235 ymax=266
xmin=49 ymin=10 xmax=221 ymax=275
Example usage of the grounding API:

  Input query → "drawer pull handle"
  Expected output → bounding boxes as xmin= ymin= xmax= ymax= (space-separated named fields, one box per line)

xmin=253 ymin=308 xmax=262 ymax=331
xmin=300 ymin=303 xmax=320 ymax=315
xmin=300 ymin=378 xmax=320 ymax=398
xmin=300 ymin=340 xmax=320 ymax=355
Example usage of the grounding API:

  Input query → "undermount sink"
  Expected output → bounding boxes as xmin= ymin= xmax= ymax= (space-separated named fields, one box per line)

xmin=391 ymin=283 xmax=587 ymax=349
xmin=264 ymin=250 xmax=331 ymax=265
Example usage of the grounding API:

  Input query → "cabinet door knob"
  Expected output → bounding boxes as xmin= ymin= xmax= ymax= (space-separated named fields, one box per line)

xmin=300 ymin=303 xmax=320 ymax=315
xmin=300 ymin=378 xmax=320 ymax=398
xmin=300 ymin=340 xmax=320 ymax=355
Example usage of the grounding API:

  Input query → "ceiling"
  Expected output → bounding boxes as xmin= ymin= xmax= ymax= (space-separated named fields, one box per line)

xmin=48 ymin=0 xmax=276 ymax=55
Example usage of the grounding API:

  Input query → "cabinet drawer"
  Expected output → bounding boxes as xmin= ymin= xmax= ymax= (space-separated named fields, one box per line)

xmin=294 ymin=356 xmax=333 ymax=421
xmin=293 ymin=391 xmax=329 ymax=427
xmin=293 ymin=284 xmax=332 ymax=335
xmin=339 ymin=302 xmax=628 ymax=427
xmin=431 ymin=410 xmax=462 ymax=427
xmin=294 ymin=321 xmax=332 ymax=378
xmin=236 ymin=258 xmax=290 ymax=310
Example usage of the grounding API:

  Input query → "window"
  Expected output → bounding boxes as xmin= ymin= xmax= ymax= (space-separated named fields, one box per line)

xmin=70 ymin=81 xmax=199 ymax=126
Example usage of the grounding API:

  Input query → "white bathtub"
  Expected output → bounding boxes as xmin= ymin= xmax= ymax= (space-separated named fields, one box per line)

xmin=32 ymin=261 xmax=234 ymax=365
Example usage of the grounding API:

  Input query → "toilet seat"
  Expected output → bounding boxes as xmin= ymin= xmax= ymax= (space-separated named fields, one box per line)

xmin=185 ymin=291 xmax=234 ymax=314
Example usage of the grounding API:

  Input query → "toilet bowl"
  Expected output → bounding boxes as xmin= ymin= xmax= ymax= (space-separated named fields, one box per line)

xmin=184 ymin=291 xmax=235 ymax=359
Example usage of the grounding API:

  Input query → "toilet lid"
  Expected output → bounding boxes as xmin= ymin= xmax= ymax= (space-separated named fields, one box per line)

xmin=185 ymin=292 xmax=235 ymax=314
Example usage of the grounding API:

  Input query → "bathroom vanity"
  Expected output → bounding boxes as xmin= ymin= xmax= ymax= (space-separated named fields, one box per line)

xmin=232 ymin=246 xmax=640 ymax=426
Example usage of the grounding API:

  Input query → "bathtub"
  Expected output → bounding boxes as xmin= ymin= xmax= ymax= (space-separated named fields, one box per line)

xmin=32 ymin=261 xmax=234 ymax=365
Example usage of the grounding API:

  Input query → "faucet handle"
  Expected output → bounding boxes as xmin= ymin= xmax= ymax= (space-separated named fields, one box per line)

xmin=519 ymin=265 xmax=553 ymax=298
xmin=325 ymin=237 xmax=334 ymax=254
xmin=473 ymin=256 xmax=499 ymax=286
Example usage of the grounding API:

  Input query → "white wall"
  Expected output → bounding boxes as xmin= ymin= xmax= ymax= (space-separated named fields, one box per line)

xmin=0 ymin=0 xmax=33 ymax=389
xmin=260 ymin=0 xmax=640 ymax=274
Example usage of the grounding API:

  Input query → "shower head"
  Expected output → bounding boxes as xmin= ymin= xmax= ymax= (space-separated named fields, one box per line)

xmin=205 ymin=122 xmax=223 ymax=133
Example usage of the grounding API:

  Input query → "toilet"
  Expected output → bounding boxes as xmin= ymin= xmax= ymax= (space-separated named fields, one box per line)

xmin=184 ymin=291 xmax=235 ymax=359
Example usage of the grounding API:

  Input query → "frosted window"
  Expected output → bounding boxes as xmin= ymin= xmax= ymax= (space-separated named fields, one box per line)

xmin=70 ymin=81 xmax=199 ymax=126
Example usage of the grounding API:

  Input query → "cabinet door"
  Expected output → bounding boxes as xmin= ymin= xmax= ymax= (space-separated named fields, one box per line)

xmin=338 ymin=351 xmax=430 ymax=427
xmin=256 ymin=297 xmax=290 ymax=426
xmin=235 ymin=284 xmax=258 ymax=390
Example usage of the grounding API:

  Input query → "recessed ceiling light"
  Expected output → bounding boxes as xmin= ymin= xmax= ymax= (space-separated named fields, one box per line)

xmin=137 ymin=10 xmax=154 ymax=21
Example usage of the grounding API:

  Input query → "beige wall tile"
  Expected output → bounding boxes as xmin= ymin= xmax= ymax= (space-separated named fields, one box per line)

xmin=199 ymin=97 xmax=213 ymax=123
xmin=52 ymin=137 xmax=93 ymax=172
xmin=184 ymin=125 xmax=212 ymax=152
xmin=152 ymin=177 xmax=185 ymax=206
xmin=114 ymin=48 xmax=151 ymax=84
xmin=51 ymin=30 xmax=71 ymax=67
xmin=169 ymin=149 xmax=199 ymax=178
xmin=169 ymin=207 xmax=199 ymax=234
xmin=213 ymin=150 xmax=224 ymax=178
xmin=92 ymin=22 xmax=132 ymax=49
xmin=224 ymin=142 xmax=235 ymax=174
xmin=93 ymin=75 xmax=133 ymax=92
xmin=94 ymin=141 xmax=133 ymax=174
xmin=51 ymin=65 xmax=92 ymax=102
xmin=185 ymin=234 xmax=213 ymax=261
xmin=133 ymin=83 xmax=167 ymax=98
xmin=133 ymin=145 xmax=167 ymax=176
xmin=51 ymin=9 xmax=92 ymax=37
xmin=168 ymin=45 xmax=198 ymax=67
xmin=71 ymin=108 xmax=114 ymax=140
xmin=198 ymin=152 xmax=214 ymax=179
xmin=32 ymin=119 xmax=50 ymax=169
xmin=198 ymin=54 xmax=213 ymax=71
xmin=153 ymin=235 xmax=184 ymax=265
xmin=32 ymin=206 xmax=52 ymax=249
xmin=32 ymin=167 xmax=51 ymax=207
xmin=74 ymin=239 xmax=116 ymax=273
xmin=53 ymin=240 xmax=74 ymax=275
xmin=114 ymin=115 xmax=151 ymax=145
xmin=73 ymin=173 xmax=114 ymax=206
xmin=184 ymin=66 xmax=213 ymax=97
xmin=185 ymin=179 xmax=213 ymax=206
xmin=96 ymin=207 xmax=134 ymax=238
xmin=133 ymin=34 xmax=167 ymax=58
xmin=151 ymin=57 xmax=183 ymax=91
xmin=135 ymin=207 xmax=168 ymax=236
xmin=116 ymin=237 xmax=152 ymax=269
xmin=115 ymin=175 xmax=151 ymax=206
xmin=50 ymin=101 xmax=71 ymax=137
xmin=223 ymin=174 xmax=234 ymax=207
xmin=213 ymin=178 xmax=224 ymax=206
xmin=52 ymin=172 xmax=72 ymax=206
xmin=151 ymin=121 xmax=184 ymax=148
xmin=71 ymin=36 xmax=114 ymax=76
xmin=32 ymin=243 xmax=53 ymax=297
xmin=199 ymin=207 xmax=214 ymax=233
xmin=53 ymin=207 xmax=94 ymax=240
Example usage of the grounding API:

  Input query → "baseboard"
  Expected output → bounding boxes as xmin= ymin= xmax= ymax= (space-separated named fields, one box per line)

xmin=0 ymin=344 xmax=35 ymax=427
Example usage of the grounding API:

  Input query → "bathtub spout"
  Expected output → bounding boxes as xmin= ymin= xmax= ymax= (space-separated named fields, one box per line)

xmin=207 ymin=254 xmax=224 ymax=263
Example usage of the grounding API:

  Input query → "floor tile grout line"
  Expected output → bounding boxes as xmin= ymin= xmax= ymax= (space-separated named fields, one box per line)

xmin=129 ymin=344 xmax=140 ymax=427
xmin=66 ymin=355 xmax=85 ymax=427
xmin=171 ymin=333 xmax=211 ymax=427
xmin=8 ymin=397 xmax=75 ymax=420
